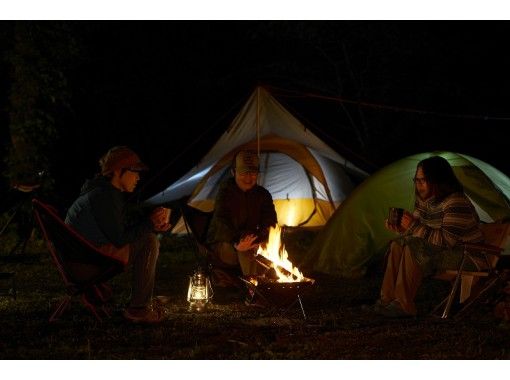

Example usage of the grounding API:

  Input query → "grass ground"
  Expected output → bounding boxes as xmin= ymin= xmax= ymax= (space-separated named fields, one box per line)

xmin=0 ymin=229 xmax=509 ymax=359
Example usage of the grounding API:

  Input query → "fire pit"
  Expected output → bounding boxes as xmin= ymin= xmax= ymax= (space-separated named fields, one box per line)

xmin=242 ymin=225 xmax=315 ymax=318
xmin=243 ymin=276 xmax=314 ymax=307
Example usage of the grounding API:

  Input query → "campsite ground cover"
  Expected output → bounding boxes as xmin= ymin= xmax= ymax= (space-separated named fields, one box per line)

xmin=0 ymin=230 xmax=509 ymax=359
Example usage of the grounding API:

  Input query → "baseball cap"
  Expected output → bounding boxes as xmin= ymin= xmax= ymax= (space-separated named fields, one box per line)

xmin=99 ymin=146 xmax=149 ymax=175
xmin=235 ymin=150 xmax=259 ymax=174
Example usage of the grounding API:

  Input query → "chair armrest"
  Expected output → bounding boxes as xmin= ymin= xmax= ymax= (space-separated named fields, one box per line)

xmin=461 ymin=242 xmax=503 ymax=272
xmin=462 ymin=242 xmax=503 ymax=256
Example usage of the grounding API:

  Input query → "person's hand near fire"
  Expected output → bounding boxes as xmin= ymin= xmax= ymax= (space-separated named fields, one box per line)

xmin=233 ymin=234 xmax=259 ymax=253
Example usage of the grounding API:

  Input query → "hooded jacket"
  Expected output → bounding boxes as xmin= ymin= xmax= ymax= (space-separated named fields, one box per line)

xmin=65 ymin=175 xmax=152 ymax=247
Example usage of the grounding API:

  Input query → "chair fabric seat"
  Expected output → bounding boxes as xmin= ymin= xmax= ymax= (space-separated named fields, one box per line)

xmin=32 ymin=198 xmax=124 ymax=322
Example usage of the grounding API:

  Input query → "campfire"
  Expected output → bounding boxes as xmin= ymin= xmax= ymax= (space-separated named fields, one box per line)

xmin=244 ymin=225 xmax=314 ymax=315
xmin=255 ymin=224 xmax=307 ymax=283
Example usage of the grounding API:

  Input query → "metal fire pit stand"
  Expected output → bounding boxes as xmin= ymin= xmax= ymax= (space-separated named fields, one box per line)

xmin=241 ymin=277 xmax=314 ymax=320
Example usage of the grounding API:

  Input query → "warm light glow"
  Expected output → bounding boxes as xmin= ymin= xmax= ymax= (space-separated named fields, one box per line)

xmin=282 ymin=205 xmax=297 ymax=227
xmin=256 ymin=224 xmax=304 ymax=282
xmin=188 ymin=285 xmax=207 ymax=301
xmin=187 ymin=269 xmax=212 ymax=312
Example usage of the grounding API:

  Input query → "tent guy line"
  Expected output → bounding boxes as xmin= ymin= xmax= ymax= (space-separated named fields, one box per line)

xmin=267 ymin=85 xmax=510 ymax=121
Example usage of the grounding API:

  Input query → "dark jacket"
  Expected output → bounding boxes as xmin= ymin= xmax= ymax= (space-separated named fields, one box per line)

xmin=206 ymin=178 xmax=277 ymax=246
xmin=65 ymin=175 xmax=152 ymax=247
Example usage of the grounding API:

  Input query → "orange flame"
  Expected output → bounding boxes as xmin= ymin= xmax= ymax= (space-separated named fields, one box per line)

xmin=256 ymin=225 xmax=304 ymax=282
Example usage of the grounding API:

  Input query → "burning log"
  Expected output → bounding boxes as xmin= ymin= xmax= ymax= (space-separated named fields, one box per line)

xmin=242 ymin=226 xmax=315 ymax=318
xmin=254 ymin=254 xmax=300 ymax=281
xmin=255 ymin=224 xmax=306 ymax=283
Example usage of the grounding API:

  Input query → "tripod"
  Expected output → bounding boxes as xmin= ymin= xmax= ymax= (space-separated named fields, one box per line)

xmin=0 ymin=188 xmax=36 ymax=257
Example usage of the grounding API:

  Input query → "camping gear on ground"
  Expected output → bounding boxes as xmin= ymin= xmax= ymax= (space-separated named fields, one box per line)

xmin=145 ymin=86 xmax=368 ymax=230
xmin=187 ymin=266 xmax=213 ymax=312
xmin=32 ymin=198 xmax=125 ymax=322
xmin=305 ymin=151 xmax=510 ymax=278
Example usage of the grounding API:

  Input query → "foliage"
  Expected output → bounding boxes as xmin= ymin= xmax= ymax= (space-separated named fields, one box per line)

xmin=3 ymin=22 xmax=77 ymax=191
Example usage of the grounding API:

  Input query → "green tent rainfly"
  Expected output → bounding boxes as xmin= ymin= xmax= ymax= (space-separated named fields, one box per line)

xmin=304 ymin=151 xmax=510 ymax=278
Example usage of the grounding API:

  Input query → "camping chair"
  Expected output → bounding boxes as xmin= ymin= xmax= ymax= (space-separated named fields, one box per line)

xmin=32 ymin=198 xmax=125 ymax=322
xmin=432 ymin=222 xmax=510 ymax=320
xmin=180 ymin=202 xmax=214 ymax=262
xmin=180 ymin=202 xmax=243 ymax=288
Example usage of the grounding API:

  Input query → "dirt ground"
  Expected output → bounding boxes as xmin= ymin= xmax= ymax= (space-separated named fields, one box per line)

xmin=0 ymin=230 xmax=509 ymax=359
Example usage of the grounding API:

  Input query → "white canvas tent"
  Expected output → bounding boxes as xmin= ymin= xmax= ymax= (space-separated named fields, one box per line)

xmin=145 ymin=87 xmax=368 ymax=231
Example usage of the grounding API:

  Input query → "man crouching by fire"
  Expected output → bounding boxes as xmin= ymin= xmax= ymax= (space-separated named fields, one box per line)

xmin=206 ymin=150 xmax=277 ymax=288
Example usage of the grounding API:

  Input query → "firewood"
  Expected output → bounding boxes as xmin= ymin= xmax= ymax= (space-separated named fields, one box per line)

xmin=254 ymin=255 xmax=299 ymax=280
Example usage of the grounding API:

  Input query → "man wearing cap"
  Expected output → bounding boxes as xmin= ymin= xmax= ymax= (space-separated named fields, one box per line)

xmin=206 ymin=149 xmax=277 ymax=284
xmin=65 ymin=146 xmax=171 ymax=323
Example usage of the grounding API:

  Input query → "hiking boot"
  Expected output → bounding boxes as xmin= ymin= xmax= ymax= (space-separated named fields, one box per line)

xmin=153 ymin=295 xmax=171 ymax=307
xmin=123 ymin=306 xmax=167 ymax=324
xmin=151 ymin=296 xmax=171 ymax=316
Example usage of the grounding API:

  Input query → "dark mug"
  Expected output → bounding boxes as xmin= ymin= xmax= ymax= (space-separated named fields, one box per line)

xmin=388 ymin=207 xmax=404 ymax=227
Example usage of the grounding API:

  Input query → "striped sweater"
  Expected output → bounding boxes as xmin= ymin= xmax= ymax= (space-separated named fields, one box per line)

xmin=408 ymin=192 xmax=483 ymax=248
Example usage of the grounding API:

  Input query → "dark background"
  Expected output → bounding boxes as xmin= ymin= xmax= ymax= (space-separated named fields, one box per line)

xmin=2 ymin=21 xmax=510 ymax=206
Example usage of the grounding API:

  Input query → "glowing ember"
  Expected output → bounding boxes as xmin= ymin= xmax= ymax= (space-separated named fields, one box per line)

xmin=256 ymin=225 xmax=305 ymax=282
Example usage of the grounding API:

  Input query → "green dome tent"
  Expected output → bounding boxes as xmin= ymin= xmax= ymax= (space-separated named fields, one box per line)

xmin=304 ymin=151 xmax=510 ymax=278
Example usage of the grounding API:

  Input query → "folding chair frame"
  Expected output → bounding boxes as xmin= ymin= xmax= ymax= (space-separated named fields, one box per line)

xmin=32 ymin=199 xmax=124 ymax=322
xmin=432 ymin=242 xmax=504 ymax=320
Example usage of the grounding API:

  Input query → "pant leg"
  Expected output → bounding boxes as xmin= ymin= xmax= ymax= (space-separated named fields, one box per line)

xmin=211 ymin=242 xmax=265 ymax=276
xmin=128 ymin=232 xmax=160 ymax=308
xmin=211 ymin=242 xmax=239 ymax=267
xmin=393 ymin=244 xmax=423 ymax=315
xmin=237 ymin=250 xmax=266 ymax=276
xmin=380 ymin=240 xmax=404 ymax=304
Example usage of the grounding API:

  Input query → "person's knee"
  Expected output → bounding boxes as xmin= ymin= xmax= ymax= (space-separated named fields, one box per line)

xmin=212 ymin=242 xmax=238 ymax=267
xmin=390 ymin=240 xmax=403 ymax=250
xmin=389 ymin=240 xmax=407 ymax=256
xmin=135 ymin=232 xmax=160 ymax=258
xmin=138 ymin=231 xmax=158 ymax=246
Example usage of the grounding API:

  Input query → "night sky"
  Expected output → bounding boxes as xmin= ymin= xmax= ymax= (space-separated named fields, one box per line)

xmin=3 ymin=21 xmax=510 ymax=205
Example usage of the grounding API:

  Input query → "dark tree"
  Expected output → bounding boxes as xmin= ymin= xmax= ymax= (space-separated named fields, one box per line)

xmin=3 ymin=22 xmax=77 ymax=192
